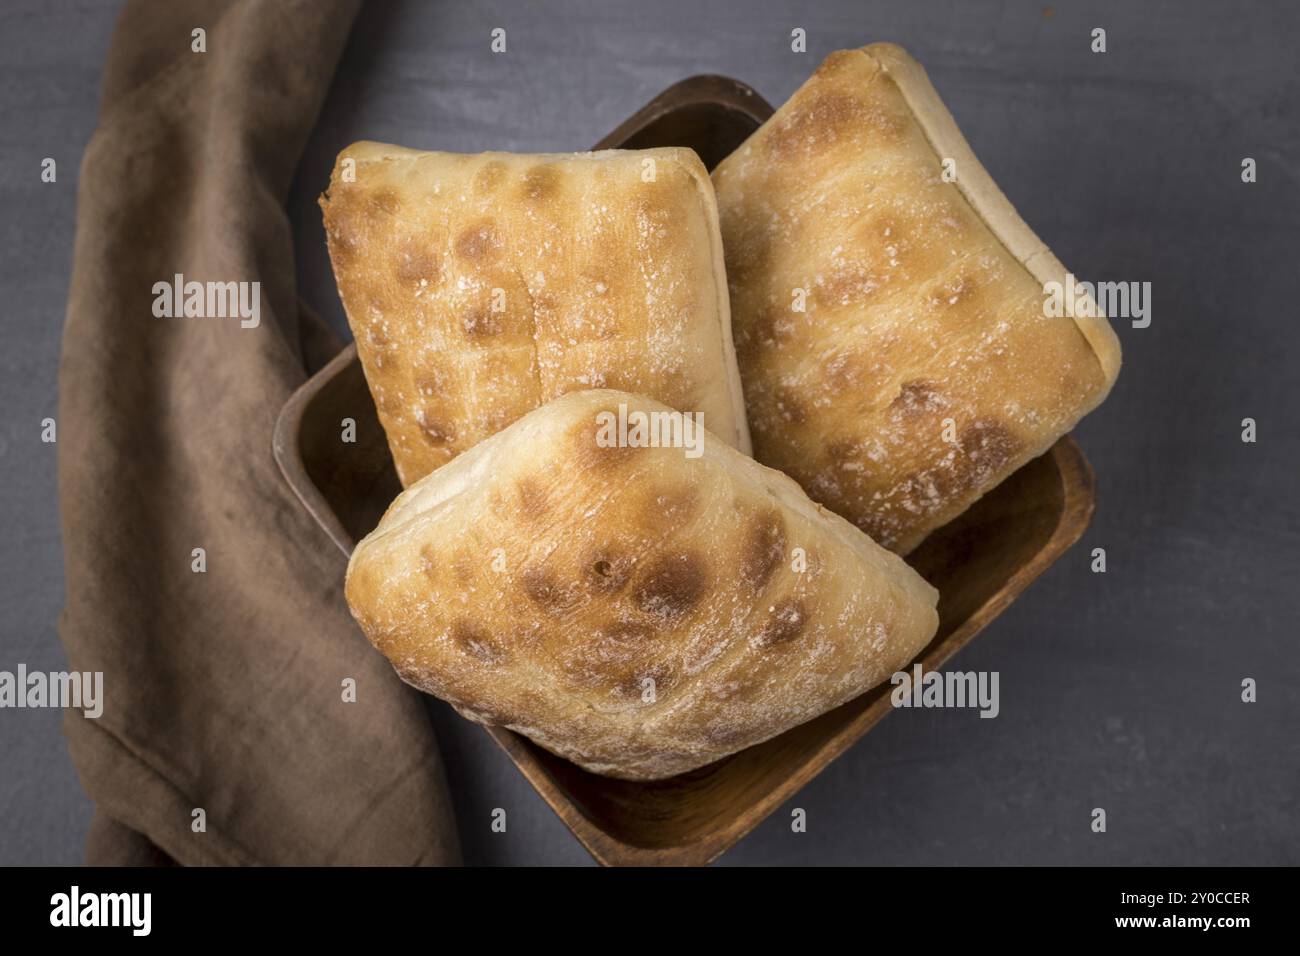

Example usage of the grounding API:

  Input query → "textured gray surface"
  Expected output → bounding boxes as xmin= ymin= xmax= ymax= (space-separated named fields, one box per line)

xmin=2 ymin=0 xmax=1297 ymax=865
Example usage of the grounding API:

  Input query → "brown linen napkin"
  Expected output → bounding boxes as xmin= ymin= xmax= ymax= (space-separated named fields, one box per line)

xmin=58 ymin=0 xmax=461 ymax=866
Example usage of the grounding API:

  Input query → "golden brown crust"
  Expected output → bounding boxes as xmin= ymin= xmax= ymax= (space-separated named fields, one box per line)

xmin=321 ymin=143 xmax=751 ymax=487
xmin=345 ymin=389 xmax=938 ymax=780
xmin=712 ymin=45 xmax=1121 ymax=554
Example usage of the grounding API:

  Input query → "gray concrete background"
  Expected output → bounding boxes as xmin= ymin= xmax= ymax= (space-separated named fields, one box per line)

xmin=2 ymin=0 xmax=1297 ymax=865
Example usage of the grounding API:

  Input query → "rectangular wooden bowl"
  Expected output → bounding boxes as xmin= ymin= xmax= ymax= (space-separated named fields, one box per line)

xmin=274 ymin=75 xmax=1097 ymax=866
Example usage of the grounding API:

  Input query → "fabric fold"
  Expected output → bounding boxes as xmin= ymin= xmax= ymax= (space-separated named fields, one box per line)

xmin=58 ymin=0 xmax=460 ymax=866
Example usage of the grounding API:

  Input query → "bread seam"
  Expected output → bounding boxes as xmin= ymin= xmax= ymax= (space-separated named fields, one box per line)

xmin=671 ymin=150 xmax=754 ymax=455
xmin=511 ymin=263 xmax=545 ymax=408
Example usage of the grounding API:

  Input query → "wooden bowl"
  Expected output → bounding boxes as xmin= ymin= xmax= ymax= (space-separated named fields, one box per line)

xmin=274 ymin=75 xmax=1097 ymax=866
